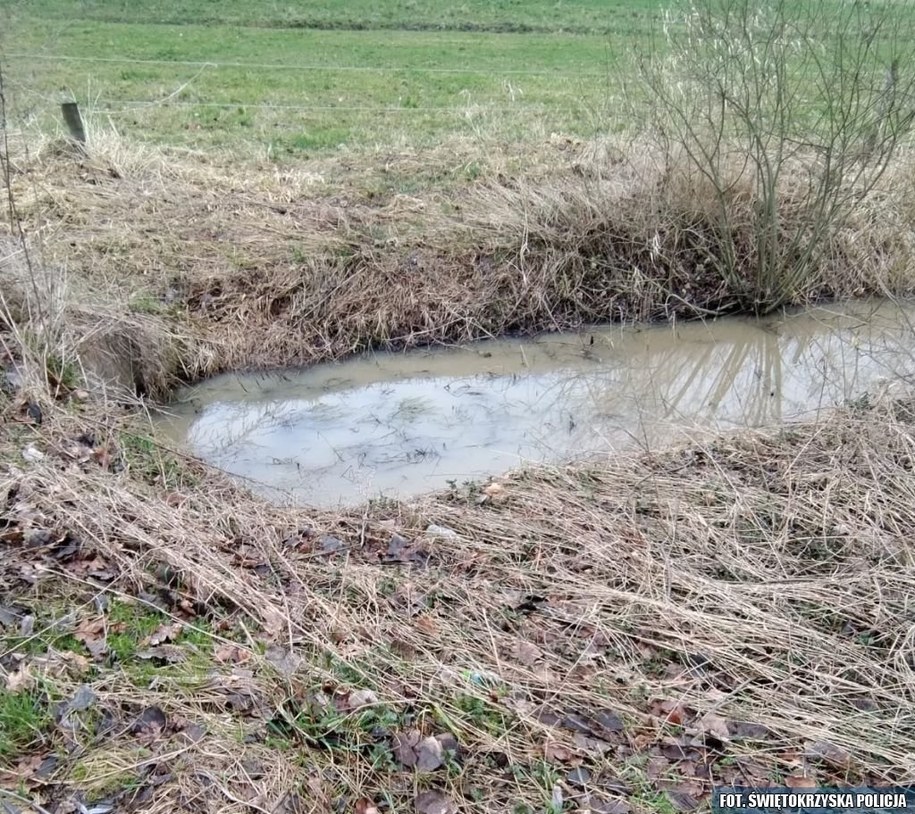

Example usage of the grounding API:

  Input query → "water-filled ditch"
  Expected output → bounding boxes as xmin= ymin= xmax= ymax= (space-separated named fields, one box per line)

xmin=156 ymin=299 xmax=915 ymax=507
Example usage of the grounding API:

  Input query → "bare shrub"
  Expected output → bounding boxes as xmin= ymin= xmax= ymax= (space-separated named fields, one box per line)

xmin=641 ymin=0 xmax=915 ymax=311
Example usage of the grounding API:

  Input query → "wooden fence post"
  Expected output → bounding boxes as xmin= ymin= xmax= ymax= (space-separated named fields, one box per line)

xmin=60 ymin=101 xmax=87 ymax=155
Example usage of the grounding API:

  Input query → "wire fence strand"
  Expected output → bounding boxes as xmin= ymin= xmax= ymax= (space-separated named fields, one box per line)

xmin=7 ymin=52 xmax=607 ymax=79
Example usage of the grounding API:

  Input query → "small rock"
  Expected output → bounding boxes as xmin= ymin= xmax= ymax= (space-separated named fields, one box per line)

xmin=319 ymin=534 xmax=344 ymax=554
xmin=21 ymin=444 xmax=45 ymax=463
xmin=425 ymin=524 xmax=458 ymax=539
xmin=24 ymin=529 xmax=55 ymax=547
xmin=2 ymin=367 xmax=23 ymax=392
xmin=70 ymin=389 xmax=91 ymax=402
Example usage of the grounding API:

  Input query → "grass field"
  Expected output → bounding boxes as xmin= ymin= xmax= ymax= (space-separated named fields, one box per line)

xmin=4 ymin=1 xmax=645 ymax=154
xmin=6 ymin=1 xmax=912 ymax=155
xmin=5 ymin=1 xmax=915 ymax=813
xmin=12 ymin=0 xmax=658 ymax=33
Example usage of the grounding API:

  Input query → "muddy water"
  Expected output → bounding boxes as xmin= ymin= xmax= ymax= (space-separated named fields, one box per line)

xmin=156 ymin=300 xmax=915 ymax=507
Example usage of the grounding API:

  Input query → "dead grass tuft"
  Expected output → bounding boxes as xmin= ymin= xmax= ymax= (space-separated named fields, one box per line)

xmin=5 ymin=132 xmax=915 ymax=399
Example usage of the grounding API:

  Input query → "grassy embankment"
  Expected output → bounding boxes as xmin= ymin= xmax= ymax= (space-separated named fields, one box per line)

xmin=3 ymin=2 xmax=915 ymax=813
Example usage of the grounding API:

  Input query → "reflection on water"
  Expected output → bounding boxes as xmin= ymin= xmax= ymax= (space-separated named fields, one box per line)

xmin=155 ymin=299 xmax=915 ymax=507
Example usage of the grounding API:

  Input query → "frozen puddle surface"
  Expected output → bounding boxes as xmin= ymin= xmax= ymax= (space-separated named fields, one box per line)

xmin=157 ymin=300 xmax=915 ymax=507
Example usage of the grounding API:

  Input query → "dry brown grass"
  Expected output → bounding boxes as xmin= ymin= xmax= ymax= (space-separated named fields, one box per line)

xmin=5 ymin=130 xmax=915 ymax=398
xmin=2 ymin=394 xmax=915 ymax=812
xmin=4 ymin=129 xmax=915 ymax=812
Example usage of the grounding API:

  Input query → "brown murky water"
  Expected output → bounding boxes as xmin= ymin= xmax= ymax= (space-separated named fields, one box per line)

xmin=156 ymin=299 xmax=915 ymax=507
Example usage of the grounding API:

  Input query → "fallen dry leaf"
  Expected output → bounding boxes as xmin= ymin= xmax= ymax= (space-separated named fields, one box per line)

xmin=164 ymin=491 xmax=188 ymax=508
xmin=415 ymin=735 xmax=444 ymax=772
xmin=479 ymin=481 xmax=507 ymax=504
xmin=393 ymin=730 xmax=421 ymax=768
xmin=695 ymin=713 xmax=730 ymax=742
xmin=804 ymin=739 xmax=853 ymax=770
xmin=544 ymin=741 xmax=577 ymax=763
xmin=414 ymin=615 xmax=440 ymax=636
xmin=511 ymin=640 xmax=542 ymax=666
xmin=665 ymin=788 xmax=700 ymax=812
xmin=729 ymin=721 xmax=770 ymax=740
xmin=785 ymin=774 xmax=819 ymax=789
xmin=393 ymin=730 xmax=456 ymax=772
xmin=272 ymin=790 xmax=306 ymax=814
xmin=6 ymin=663 xmax=34 ymax=692
xmin=147 ymin=622 xmax=183 ymax=646
xmin=214 ymin=644 xmax=251 ymax=664
xmin=73 ymin=616 xmax=115 ymax=660
xmin=130 ymin=706 xmax=167 ymax=745
xmin=12 ymin=754 xmax=44 ymax=781
xmin=92 ymin=446 xmax=113 ymax=470
xmin=384 ymin=534 xmax=429 ymax=565
xmin=61 ymin=684 xmax=97 ymax=714
xmin=264 ymin=645 xmax=300 ymax=676
xmin=584 ymin=796 xmax=631 ymax=814
xmin=345 ymin=688 xmax=379 ymax=709
xmin=260 ymin=606 xmax=287 ymax=640
xmin=414 ymin=790 xmax=456 ymax=814
xmin=51 ymin=651 xmax=91 ymax=679
xmin=651 ymin=699 xmax=688 ymax=726
xmin=355 ymin=799 xmax=380 ymax=814
xmin=566 ymin=766 xmax=592 ymax=787
xmin=572 ymin=732 xmax=613 ymax=755
xmin=135 ymin=645 xmax=188 ymax=664
xmin=74 ymin=617 xmax=106 ymax=641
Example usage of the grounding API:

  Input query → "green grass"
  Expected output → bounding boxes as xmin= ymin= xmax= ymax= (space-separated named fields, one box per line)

xmin=0 ymin=686 xmax=54 ymax=759
xmin=9 ymin=0 xmax=659 ymax=34
xmin=7 ymin=0 xmax=910 ymax=155
xmin=4 ymin=3 xmax=636 ymax=153
xmin=119 ymin=431 xmax=196 ymax=488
